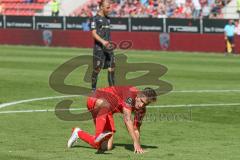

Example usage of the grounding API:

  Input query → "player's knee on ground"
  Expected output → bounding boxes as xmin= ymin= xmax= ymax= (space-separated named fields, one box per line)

xmin=107 ymin=136 xmax=113 ymax=150
xmin=100 ymin=137 xmax=113 ymax=151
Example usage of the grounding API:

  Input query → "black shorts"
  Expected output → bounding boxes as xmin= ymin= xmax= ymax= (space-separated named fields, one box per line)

xmin=227 ymin=36 xmax=234 ymax=44
xmin=93 ymin=50 xmax=115 ymax=69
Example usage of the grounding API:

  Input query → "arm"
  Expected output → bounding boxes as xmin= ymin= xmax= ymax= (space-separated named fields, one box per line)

xmin=123 ymin=107 xmax=144 ymax=154
xmin=92 ymin=29 xmax=109 ymax=47
xmin=133 ymin=107 xmax=146 ymax=142
xmin=134 ymin=126 xmax=140 ymax=141
xmin=90 ymin=17 xmax=109 ymax=47
xmin=224 ymin=26 xmax=228 ymax=40
xmin=224 ymin=30 xmax=228 ymax=40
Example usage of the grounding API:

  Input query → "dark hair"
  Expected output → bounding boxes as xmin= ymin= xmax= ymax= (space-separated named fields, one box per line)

xmin=142 ymin=87 xmax=157 ymax=103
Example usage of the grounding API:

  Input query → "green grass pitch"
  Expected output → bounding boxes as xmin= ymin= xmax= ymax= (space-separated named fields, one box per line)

xmin=0 ymin=45 xmax=240 ymax=160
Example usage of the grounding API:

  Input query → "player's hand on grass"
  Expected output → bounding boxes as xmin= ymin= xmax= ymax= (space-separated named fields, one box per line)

xmin=134 ymin=142 xmax=144 ymax=154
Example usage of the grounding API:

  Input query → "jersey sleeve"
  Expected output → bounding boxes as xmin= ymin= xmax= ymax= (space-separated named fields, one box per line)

xmin=119 ymin=86 xmax=138 ymax=111
xmin=133 ymin=107 xmax=146 ymax=129
xmin=121 ymin=97 xmax=134 ymax=111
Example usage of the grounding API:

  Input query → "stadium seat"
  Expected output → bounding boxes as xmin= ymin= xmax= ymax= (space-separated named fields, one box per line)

xmin=0 ymin=0 xmax=50 ymax=16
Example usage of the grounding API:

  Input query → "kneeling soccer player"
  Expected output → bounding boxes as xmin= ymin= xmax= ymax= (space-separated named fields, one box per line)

xmin=67 ymin=86 xmax=157 ymax=154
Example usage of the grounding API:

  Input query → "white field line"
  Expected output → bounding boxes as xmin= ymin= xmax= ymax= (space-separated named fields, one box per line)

xmin=172 ymin=90 xmax=240 ymax=93
xmin=0 ymin=89 xmax=239 ymax=109
xmin=0 ymin=95 xmax=79 ymax=109
xmin=0 ymin=89 xmax=239 ymax=113
xmin=0 ymin=103 xmax=240 ymax=114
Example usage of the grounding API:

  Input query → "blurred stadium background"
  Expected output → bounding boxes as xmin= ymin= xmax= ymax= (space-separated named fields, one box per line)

xmin=0 ymin=0 xmax=240 ymax=160
xmin=0 ymin=0 xmax=239 ymax=18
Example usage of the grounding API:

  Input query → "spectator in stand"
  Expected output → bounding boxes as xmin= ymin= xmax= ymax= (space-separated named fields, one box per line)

xmin=208 ymin=0 xmax=215 ymax=6
xmin=176 ymin=0 xmax=186 ymax=7
xmin=51 ymin=0 xmax=60 ymax=16
xmin=165 ymin=0 xmax=176 ymax=17
xmin=153 ymin=0 xmax=159 ymax=8
xmin=202 ymin=2 xmax=210 ymax=18
xmin=210 ymin=0 xmax=224 ymax=18
xmin=88 ymin=0 xmax=99 ymax=16
xmin=0 ymin=4 xmax=3 ymax=15
xmin=237 ymin=0 xmax=240 ymax=19
xmin=140 ymin=0 xmax=148 ymax=6
xmin=25 ymin=0 xmax=33 ymax=3
xmin=192 ymin=0 xmax=202 ymax=18
xmin=235 ymin=20 xmax=240 ymax=37
xmin=174 ymin=4 xmax=185 ymax=18
xmin=118 ymin=5 xmax=126 ymax=17
xmin=184 ymin=0 xmax=193 ymax=18
xmin=71 ymin=0 xmax=227 ymax=19
xmin=157 ymin=1 xmax=167 ymax=18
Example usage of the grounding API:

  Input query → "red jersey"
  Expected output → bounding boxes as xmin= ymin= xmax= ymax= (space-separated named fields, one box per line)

xmin=87 ymin=86 xmax=146 ymax=128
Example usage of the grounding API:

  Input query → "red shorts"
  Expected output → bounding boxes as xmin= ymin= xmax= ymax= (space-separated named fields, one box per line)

xmin=87 ymin=97 xmax=116 ymax=133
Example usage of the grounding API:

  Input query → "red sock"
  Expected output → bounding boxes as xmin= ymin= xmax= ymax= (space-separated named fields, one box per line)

xmin=77 ymin=111 xmax=108 ymax=149
xmin=77 ymin=130 xmax=98 ymax=149
xmin=95 ymin=115 xmax=107 ymax=137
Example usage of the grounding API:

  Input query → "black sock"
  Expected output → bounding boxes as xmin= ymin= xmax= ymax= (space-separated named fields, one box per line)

xmin=108 ymin=71 xmax=115 ymax=86
xmin=92 ymin=70 xmax=99 ymax=90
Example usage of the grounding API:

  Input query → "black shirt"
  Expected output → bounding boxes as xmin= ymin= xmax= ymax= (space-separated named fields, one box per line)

xmin=90 ymin=14 xmax=111 ymax=50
